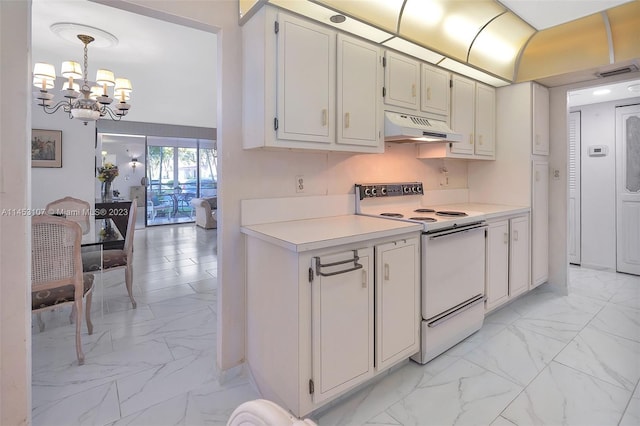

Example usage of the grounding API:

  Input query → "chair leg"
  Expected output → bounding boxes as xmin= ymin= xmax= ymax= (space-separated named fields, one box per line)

xmin=85 ymin=290 xmax=93 ymax=335
xmin=74 ymin=299 xmax=85 ymax=365
xmin=36 ymin=312 xmax=45 ymax=332
xmin=69 ymin=304 xmax=76 ymax=324
xmin=125 ymin=264 xmax=137 ymax=308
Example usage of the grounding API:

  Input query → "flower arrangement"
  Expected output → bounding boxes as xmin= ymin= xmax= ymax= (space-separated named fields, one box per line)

xmin=97 ymin=162 xmax=119 ymax=183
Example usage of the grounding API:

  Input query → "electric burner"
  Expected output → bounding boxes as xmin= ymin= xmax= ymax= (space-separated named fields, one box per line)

xmin=436 ymin=210 xmax=468 ymax=217
xmin=414 ymin=208 xmax=435 ymax=213
xmin=380 ymin=213 xmax=403 ymax=218
xmin=409 ymin=217 xmax=437 ymax=222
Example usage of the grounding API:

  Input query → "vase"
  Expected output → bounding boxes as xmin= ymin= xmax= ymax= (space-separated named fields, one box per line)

xmin=101 ymin=181 xmax=113 ymax=202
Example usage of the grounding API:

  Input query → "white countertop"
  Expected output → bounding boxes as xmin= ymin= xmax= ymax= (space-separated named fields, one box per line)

xmin=241 ymin=215 xmax=423 ymax=252
xmin=431 ymin=202 xmax=530 ymax=220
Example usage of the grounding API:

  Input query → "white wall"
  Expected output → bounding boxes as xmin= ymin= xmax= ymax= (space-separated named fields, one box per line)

xmin=571 ymin=97 xmax=640 ymax=269
xmin=100 ymin=135 xmax=146 ymax=200
xmin=31 ymin=106 xmax=96 ymax=210
xmin=0 ymin=1 xmax=31 ymax=424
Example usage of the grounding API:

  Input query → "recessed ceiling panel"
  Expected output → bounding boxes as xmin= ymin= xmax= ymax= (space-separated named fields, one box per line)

xmin=606 ymin=1 xmax=640 ymax=63
xmin=314 ymin=0 xmax=405 ymax=34
xmin=399 ymin=0 xmax=505 ymax=62
xmin=500 ymin=0 xmax=634 ymax=30
xmin=517 ymin=14 xmax=610 ymax=82
xmin=468 ymin=11 xmax=535 ymax=81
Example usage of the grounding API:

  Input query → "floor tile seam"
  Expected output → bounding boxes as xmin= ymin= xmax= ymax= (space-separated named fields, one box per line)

xmin=548 ymin=358 xmax=634 ymax=397
xmin=508 ymin=319 xmax=584 ymax=346
xmin=580 ymin=319 xmax=640 ymax=345
xmin=458 ymin=355 xmax=527 ymax=390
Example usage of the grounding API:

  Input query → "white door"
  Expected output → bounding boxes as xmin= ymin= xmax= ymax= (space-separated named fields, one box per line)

xmin=475 ymin=83 xmax=496 ymax=157
xmin=450 ymin=75 xmax=475 ymax=155
xmin=375 ymin=238 xmax=420 ymax=371
xmin=336 ymin=34 xmax=381 ymax=148
xmin=569 ymin=111 xmax=581 ymax=264
xmin=276 ymin=13 xmax=335 ymax=144
xmin=420 ymin=63 xmax=449 ymax=116
xmin=384 ymin=51 xmax=419 ymax=110
xmin=311 ymin=248 xmax=374 ymax=404
xmin=532 ymin=160 xmax=549 ymax=287
xmin=485 ymin=220 xmax=509 ymax=311
xmin=616 ymin=104 xmax=640 ymax=275
xmin=510 ymin=216 xmax=531 ymax=297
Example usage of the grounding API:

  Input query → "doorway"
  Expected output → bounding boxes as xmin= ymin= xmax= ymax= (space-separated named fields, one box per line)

xmin=146 ymin=136 xmax=217 ymax=226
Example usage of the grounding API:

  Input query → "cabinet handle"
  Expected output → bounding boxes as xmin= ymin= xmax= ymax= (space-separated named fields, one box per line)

xmin=514 ymin=230 xmax=519 ymax=241
xmin=504 ymin=232 xmax=509 ymax=244
xmin=469 ymin=134 xmax=474 ymax=145
xmin=345 ymin=112 xmax=350 ymax=129
xmin=426 ymin=87 xmax=431 ymax=100
xmin=362 ymin=270 xmax=367 ymax=288
xmin=322 ymin=109 xmax=328 ymax=127
xmin=384 ymin=263 xmax=389 ymax=281
xmin=412 ymin=83 xmax=416 ymax=98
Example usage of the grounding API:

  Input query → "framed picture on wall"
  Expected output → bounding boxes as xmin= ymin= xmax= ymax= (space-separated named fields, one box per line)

xmin=31 ymin=129 xmax=62 ymax=168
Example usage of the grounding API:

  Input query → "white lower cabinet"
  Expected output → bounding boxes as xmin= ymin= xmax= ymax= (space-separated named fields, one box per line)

xmin=245 ymin=233 xmax=419 ymax=417
xmin=375 ymin=238 xmax=420 ymax=372
xmin=485 ymin=215 xmax=531 ymax=312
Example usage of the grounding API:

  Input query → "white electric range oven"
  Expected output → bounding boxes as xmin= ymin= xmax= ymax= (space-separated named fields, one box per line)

xmin=355 ymin=182 xmax=487 ymax=364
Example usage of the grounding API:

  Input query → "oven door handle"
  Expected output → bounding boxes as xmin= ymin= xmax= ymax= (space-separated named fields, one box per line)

xmin=428 ymin=223 xmax=487 ymax=240
xmin=427 ymin=295 xmax=485 ymax=328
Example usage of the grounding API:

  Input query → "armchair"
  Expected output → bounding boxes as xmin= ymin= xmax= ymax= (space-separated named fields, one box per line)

xmin=190 ymin=197 xmax=217 ymax=229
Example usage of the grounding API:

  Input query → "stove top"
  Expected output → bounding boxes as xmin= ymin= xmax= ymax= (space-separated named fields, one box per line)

xmin=355 ymin=182 xmax=486 ymax=232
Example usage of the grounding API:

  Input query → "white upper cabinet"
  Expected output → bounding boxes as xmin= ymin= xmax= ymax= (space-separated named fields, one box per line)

xmin=337 ymin=34 xmax=382 ymax=149
xmin=450 ymin=75 xmax=476 ymax=155
xmin=383 ymin=51 xmax=419 ymax=111
xmin=277 ymin=13 xmax=335 ymax=145
xmin=532 ymin=83 xmax=550 ymax=155
xmin=421 ymin=74 xmax=495 ymax=160
xmin=475 ymin=83 xmax=496 ymax=157
xmin=420 ymin=63 xmax=450 ymax=117
xmin=242 ymin=7 xmax=383 ymax=153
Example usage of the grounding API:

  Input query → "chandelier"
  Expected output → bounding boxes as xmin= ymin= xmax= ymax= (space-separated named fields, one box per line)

xmin=33 ymin=33 xmax=132 ymax=125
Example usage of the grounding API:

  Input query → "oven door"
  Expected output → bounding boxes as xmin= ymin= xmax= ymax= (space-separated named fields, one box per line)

xmin=422 ymin=223 xmax=487 ymax=319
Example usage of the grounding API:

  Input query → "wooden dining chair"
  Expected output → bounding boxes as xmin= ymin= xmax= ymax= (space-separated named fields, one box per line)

xmin=32 ymin=215 xmax=94 ymax=365
xmin=83 ymin=202 xmax=138 ymax=308
xmin=45 ymin=196 xmax=91 ymax=235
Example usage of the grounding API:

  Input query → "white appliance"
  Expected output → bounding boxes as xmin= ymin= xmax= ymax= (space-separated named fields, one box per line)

xmin=384 ymin=111 xmax=463 ymax=143
xmin=355 ymin=182 xmax=486 ymax=364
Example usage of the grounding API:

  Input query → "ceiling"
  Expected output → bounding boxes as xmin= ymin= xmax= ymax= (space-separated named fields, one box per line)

xmin=32 ymin=0 xmax=639 ymax=123
xmin=31 ymin=0 xmax=217 ymax=129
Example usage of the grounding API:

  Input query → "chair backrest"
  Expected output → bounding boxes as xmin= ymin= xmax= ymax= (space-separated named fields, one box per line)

xmin=45 ymin=196 xmax=91 ymax=235
xmin=124 ymin=202 xmax=137 ymax=257
xmin=31 ymin=215 xmax=83 ymax=297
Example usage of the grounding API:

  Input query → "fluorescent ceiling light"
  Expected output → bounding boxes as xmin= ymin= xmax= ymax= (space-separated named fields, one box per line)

xmin=438 ymin=58 xmax=510 ymax=87
xmin=382 ymin=37 xmax=444 ymax=64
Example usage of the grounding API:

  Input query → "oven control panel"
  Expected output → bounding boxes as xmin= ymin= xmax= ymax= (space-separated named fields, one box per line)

xmin=356 ymin=182 xmax=424 ymax=200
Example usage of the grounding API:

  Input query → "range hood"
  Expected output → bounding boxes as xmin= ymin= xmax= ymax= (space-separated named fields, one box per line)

xmin=384 ymin=111 xmax=463 ymax=143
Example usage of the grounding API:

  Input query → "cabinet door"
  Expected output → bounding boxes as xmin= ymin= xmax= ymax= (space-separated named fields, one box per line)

xmin=277 ymin=13 xmax=335 ymax=144
xmin=420 ymin=64 xmax=449 ymax=116
xmin=532 ymin=160 xmax=549 ymax=287
xmin=485 ymin=220 xmax=509 ymax=311
xmin=384 ymin=51 xmax=419 ymax=110
xmin=532 ymin=83 xmax=550 ymax=155
xmin=337 ymin=34 xmax=382 ymax=149
xmin=311 ymin=248 xmax=374 ymax=404
xmin=375 ymin=238 xmax=420 ymax=371
xmin=475 ymin=83 xmax=495 ymax=157
xmin=509 ymin=216 xmax=530 ymax=297
xmin=450 ymin=75 xmax=475 ymax=155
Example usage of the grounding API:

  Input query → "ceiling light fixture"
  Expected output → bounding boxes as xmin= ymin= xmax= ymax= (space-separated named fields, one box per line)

xmin=32 ymin=31 xmax=132 ymax=125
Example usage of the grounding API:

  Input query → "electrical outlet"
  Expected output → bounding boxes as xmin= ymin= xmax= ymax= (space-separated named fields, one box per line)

xmin=296 ymin=175 xmax=305 ymax=193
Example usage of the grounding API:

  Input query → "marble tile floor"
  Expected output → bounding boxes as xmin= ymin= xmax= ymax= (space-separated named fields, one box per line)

xmin=32 ymin=226 xmax=640 ymax=426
